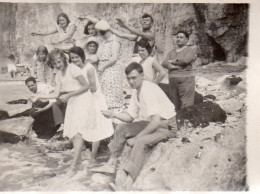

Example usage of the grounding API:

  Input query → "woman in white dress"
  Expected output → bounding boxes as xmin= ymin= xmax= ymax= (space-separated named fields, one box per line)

xmin=69 ymin=46 xmax=114 ymax=163
xmin=33 ymin=48 xmax=91 ymax=176
xmin=31 ymin=12 xmax=77 ymax=51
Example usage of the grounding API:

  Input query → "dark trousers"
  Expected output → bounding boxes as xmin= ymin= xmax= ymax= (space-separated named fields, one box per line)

xmin=169 ymin=76 xmax=195 ymax=111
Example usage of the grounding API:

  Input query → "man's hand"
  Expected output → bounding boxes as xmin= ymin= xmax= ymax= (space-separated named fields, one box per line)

xmin=59 ymin=94 xmax=70 ymax=103
xmin=127 ymin=137 xmax=136 ymax=147
xmin=101 ymin=110 xmax=114 ymax=118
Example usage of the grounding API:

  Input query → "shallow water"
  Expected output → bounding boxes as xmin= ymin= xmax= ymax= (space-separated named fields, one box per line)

xmin=0 ymin=84 xmax=114 ymax=191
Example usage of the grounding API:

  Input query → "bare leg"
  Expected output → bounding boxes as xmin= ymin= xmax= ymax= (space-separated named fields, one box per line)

xmin=24 ymin=116 xmax=34 ymax=137
xmin=91 ymin=141 xmax=100 ymax=163
xmin=71 ymin=133 xmax=84 ymax=168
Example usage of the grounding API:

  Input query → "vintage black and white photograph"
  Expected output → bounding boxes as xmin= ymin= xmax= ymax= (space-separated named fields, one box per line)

xmin=0 ymin=1 xmax=253 ymax=192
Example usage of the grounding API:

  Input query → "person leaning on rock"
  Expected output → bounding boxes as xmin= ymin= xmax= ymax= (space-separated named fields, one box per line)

xmin=23 ymin=77 xmax=64 ymax=139
xmin=162 ymin=30 xmax=197 ymax=111
xmin=91 ymin=62 xmax=178 ymax=190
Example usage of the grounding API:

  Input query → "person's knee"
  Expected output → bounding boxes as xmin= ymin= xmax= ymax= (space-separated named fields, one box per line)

xmin=134 ymin=138 xmax=148 ymax=150
xmin=115 ymin=123 xmax=128 ymax=135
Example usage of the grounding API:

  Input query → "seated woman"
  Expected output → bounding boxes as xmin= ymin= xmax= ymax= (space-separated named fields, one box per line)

xmin=24 ymin=77 xmax=63 ymax=139
xmin=31 ymin=12 xmax=77 ymax=51
xmin=137 ymin=39 xmax=166 ymax=84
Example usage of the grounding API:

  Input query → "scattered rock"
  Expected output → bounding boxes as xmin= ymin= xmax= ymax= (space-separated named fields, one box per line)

xmin=0 ymin=110 xmax=9 ymax=120
xmin=196 ymin=77 xmax=213 ymax=88
xmin=177 ymin=101 xmax=227 ymax=128
xmin=7 ymin=99 xmax=28 ymax=104
xmin=194 ymin=92 xmax=204 ymax=105
xmin=203 ymin=94 xmax=217 ymax=101
xmin=0 ymin=131 xmax=27 ymax=144
xmin=90 ymin=173 xmax=112 ymax=184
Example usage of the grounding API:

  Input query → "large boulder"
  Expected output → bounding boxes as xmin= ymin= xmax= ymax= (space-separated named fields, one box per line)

xmin=217 ymin=98 xmax=244 ymax=114
xmin=176 ymin=101 xmax=227 ymax=128
xmin=0 ymin=110 xmax=9 ymax=120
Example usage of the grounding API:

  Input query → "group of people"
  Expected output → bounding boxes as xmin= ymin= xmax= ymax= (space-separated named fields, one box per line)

xmin=23 ymin=11 xmax=197 ymax=190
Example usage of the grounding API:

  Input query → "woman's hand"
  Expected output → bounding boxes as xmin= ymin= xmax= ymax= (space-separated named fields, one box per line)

xmin=59 ymin=94 xmax=70 ymax=103
xmin=101 ymin=110 xmax=114 ymax=118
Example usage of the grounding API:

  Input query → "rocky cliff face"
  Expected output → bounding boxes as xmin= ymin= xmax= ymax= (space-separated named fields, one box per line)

xmin=0 ymin=3 xmax=248 ymax=66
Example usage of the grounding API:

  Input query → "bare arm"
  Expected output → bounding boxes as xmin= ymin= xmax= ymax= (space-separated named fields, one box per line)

xmin=37 ymin=83 xmax=61 ymax=100
xmin=87 ymin=67 xmax=97 ymax=93
xmin=31 ymin=29 xmax=58 ymax=36
xmin=135 ymin=115 xmax=161 ymax=137
xmin=110 ymin=28 xmax=137 ymax=41
xmin=66 ymin=75 xmax=89 ymax=98
xmin=125 ymin=24 xmax=154 ymax=43
xmin=78 ymin=15 xmax=100 ymax=23
xmin=152 ymin=59 xmax=166 ymax=84
xmin=102 ymin=110 xmax=134 ymax=123
xmin=53 ymin=24 xmax=77 ymax=44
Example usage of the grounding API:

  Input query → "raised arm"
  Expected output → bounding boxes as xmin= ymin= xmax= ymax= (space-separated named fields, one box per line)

xmin=110 ymin=27 xmax=137 ymax=41
xmin=116 ymin=18 xmax=154 ymax=43
xmin=152 ymin=58 xmax=166 ymax=84
xmin=78 ymin=15 xmax=100 ymax=23
xmin=31 ymin=29 xmax=58 ymax=36
xmin=52 ymin=24 xmax=77 ymax=44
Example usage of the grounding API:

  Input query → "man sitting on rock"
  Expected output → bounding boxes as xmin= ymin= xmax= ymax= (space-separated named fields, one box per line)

xmin=92 ymin=62 xmax=178 ymax=190
xmin=23 ymin=77 xmax=63 ymax=139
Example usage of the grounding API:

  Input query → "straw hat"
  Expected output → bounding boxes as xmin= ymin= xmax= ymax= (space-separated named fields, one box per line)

xmin=95 ymin=20 xmax=110 ymax=31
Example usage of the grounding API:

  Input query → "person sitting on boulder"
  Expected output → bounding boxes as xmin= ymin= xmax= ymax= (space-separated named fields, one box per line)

xmin=23 ymin=77 xmax=63 ymax=139
xmin=91 ymin=62 xmax=178 ymax=190
xmin=162 ymin=30 xmax=197 ymax=111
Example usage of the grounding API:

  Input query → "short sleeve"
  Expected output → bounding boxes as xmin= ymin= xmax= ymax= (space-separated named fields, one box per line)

xmin=126 ymin=92 xmax=139 ymax=119
xmin=70 ymin=64 xmax=82 ymax=79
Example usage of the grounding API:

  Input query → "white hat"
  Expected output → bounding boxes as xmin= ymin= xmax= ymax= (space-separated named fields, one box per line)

xmin=85 ymin=36 xmax=99 ymax=46
xmin=95 ymin=20 xmax=110 ymax=31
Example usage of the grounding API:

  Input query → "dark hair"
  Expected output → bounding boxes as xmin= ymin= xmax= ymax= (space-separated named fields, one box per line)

xmin=86 ymin=41 xmax=99 ymax=51
xmin=98 ymin=30 xmax=108 ymax=36
xmin=69 ymin=46 xmax=85 ymax=63
xmin=136 ymin=38 xmax=153 ymax=55
xmin=57 ymin=12 xmax=70 ymax=25
xmin=142 ymin=13 xmax=154 ymax=23
xmin=8 ymin=54 xmax=15 ymax=61
xmin=36 ymin=46 xmax=48 ymax=55
xmin=177 ymin=30 xmax=189 ymax=39
xmin=47 ymin=48 xmax=68 ymax=68
xmin=125 ymin=62 xmax=143 ymax=75
xmin=84 ymin=21 xmax=96 ymax=35
xmin=25 ymin=76 xmax=36 ymax=85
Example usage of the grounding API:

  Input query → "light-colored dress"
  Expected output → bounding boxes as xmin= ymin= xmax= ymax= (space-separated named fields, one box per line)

xmin=97 ymin=35 xmax=123 ymax=110
xmin=140 ymin=56 xmax=157 ymax=82
xmin=81 ymin=63 xmax=114 ymax=142
xmin=55 ymin=23 xmax=77 ymax=50
xmin=33 ymin=60 xmax=52 ymax=83
xmin=55 ymin=63 xmax=95 ymax=140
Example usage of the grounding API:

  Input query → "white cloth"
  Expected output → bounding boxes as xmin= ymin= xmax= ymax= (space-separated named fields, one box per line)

xmin=80 ymin=63 xmax=114 ymax=142
xmin=34 ymin=60 xmax=52 ymax=83
xmin=55 ymin=63 xmax=82 ymax=93
xmin=55 ymin=22 xmax=76 ymax=50
xmin=59 ymin=63 xmax=95 ymax=140
xmin=127 ymin=80 xmax=176 ymax=121
xmin=29 ymin=83 xmax=56 ymax=103
xmin=141 ymin=56 xmax=157 ymax=82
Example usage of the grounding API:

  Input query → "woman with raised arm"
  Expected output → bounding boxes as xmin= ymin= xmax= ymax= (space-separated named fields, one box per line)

xmin=31 ymin=12 xmax=77 ymax=51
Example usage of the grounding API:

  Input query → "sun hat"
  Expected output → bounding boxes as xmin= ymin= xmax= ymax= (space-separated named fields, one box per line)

xmin=95 ymin=20 xmax=110 ymax=31
xmin=85 ymin=36 xmax=100 ymax=47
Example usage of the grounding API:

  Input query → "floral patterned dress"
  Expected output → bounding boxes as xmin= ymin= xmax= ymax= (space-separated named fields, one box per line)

xmin=97 ymin=35 xmax=123 ymax=112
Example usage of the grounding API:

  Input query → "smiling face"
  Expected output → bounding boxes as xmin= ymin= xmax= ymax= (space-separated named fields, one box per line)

xmin=37 ymin=51 xmax=47 ymax=62
xmin=26 ymin=81 xmax=37 ymax=94
xmin=87 ymin=42 xmax=98 ymax=54
xmin=141 ymin=17 xmax=153 ymax=30
xmin=70 ymin=52 xmax=84 ymax=67
xmin=87 ymin=24 xmax=96 ymax=36
xmin=176 ymin=32 xmax=188 ymax=48
xmin=138 ymin=46 xmax=149 ymax=60
xmin=52 ymin=56 xmax=66 ymax=71
xmin=58 ymin=16 xmax=68 ymax=28
xmin=127 ymin=69 xmax=143 ymax=90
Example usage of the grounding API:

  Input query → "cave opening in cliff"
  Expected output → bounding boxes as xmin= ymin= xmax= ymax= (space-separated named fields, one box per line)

xmin=207 ymin=35 xmax=226 ymax=62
